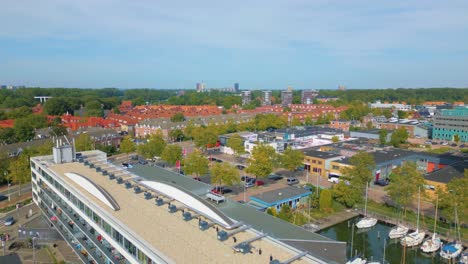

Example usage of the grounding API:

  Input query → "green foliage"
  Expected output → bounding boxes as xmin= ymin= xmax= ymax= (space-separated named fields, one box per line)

xmin=397 ymin=110 xmax=408 ymax=119
xmin=319 ymin=189 xmax=333 ymax=211
xmin=193 ymin=128 xmax=218 ymax=149
xmin=280 ymin=147 xmax=304 ymax=172
xmin=184 ymin=150 xmax=209 ymax=177
xmin=254 ymin=114 xmax=287 ymax=131
xmin=170 ymin=113 xmax=185 ymax=122
xmin=161 ymin=144 xmax=182 ymax=165
xmin=341 ymin=151 xmax=376 ymax=189
xmin=379 ymin=129 xmax=388 ymax=145
xmin=13 ymin=118 xmax=35 ymax=142
xmin=51 ymin=124 xmax=68 ymax=137
xmin=245 ymin=144 xmax=278 ymax=178
xmin=169 ymin=129 xmax=185 ymax=142
xmin=227 ymin=134 xmax=245 ymax=157
xmin=119 ymin=136 xmax=136 ymax=155
xmin=332 ymin=181 xmax=362 ymax=208
xmin=339 ymin=101 xmax=371 ymax=121
xmin=96 ymin=144 xmax=118 ymax=156
xmin=331 ymin=136 xmax=339 ymax=143
xmin=43 ymin=97 xmax=74 ymax=115
xmin=266 ymin=207 xmax=277 ymax=216
xmin=0 ymin=128 xmax=16 ymax=144
xmin=75 ymin=133 xmax=93 ymax=151
xmin=390 ymin=127 xmax=409 ymax=147
xmin=437 ymin=170 xmax=467 ymax=221
xmin=453 ymin=134 xmax=460 ymax=144
xmin=386 ymin=162 xmax=425 ymax=214
xmin=137 ymin=132 xmax=166 ymax=159
xmin=277 ymin=205 xmax=293 ymax=221
xmin=6 ymin=154 xmax=31 ymax=195
xmin=210 ymin=162 xmax=240 ymax=186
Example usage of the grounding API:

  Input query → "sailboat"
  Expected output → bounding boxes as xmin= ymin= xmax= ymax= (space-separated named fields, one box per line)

xmin=440 ymin=207 xmax=463 ymax=260
xmin=389 ymin=210 xmax=409 ymax=239
xmin=420 ymin=197 xmax=441 ymax=253
xmin=400 ymin=187 xmax=425 ymax=247
xmin=356 ymin=182 xmax=378 ymax=229
xmin=346 ymin=224 xmax=367 ymax=264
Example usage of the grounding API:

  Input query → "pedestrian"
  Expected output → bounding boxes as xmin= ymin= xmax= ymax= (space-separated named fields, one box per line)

xmin=233 ymin=236 xmax=237 ymax=243
xmin=270 ymin=254 xmax=273 ymax=261
xmin=216 ymin=226 xmax=219 ymax=232
xmin=259 ymin=248 xmax=262 ymax=255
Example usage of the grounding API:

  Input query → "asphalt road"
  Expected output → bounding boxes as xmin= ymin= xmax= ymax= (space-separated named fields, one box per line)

xmin=0 ymin=185 xmax=32 ymax=199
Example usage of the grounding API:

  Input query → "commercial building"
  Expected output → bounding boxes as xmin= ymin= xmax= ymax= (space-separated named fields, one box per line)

xmin=240 ymin=90 xmax=252 ymax=106
xmin=262 ymin=90 xmax=272 ymax=106
xmin=369 ymin=100 xmax=412 ymax=111
xmin=432 ymin=107 xmax=468 ymax=142
xmin=350 ymin=129 xmax=392 ymax=142
xmin=302 ymin=149 xmax=344 ymax=177
xmin=234 ymin=83 xmax=239 ymax=92
xmin=31 ymin=142 xmax=346 ymax=263
xmin=301 ymin=90 xmax=319 ymax=105
xmin=249 ymin=187 xmax=312 ymax=211
xmin=377 ymin=122 xmax=429 ymax=138
xmin=281 ymin=88 xmax=293 ymax=107
xmin=424 ymin=160 xmax=467 ymax=197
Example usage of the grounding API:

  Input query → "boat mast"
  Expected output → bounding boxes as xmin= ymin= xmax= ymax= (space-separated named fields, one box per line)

xmin=433 ymin=196 xmax=438 ymax=234
xmin=416 ymin=187 xmax=420 ymax=231
xmin=364 ymin=182 xmax=369 ymax=217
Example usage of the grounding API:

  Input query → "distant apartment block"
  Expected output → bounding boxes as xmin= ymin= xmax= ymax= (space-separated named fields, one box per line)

xmin=338 ymin=85 xmax=346 ymax=91
xmin=241 ymin=91 xmax=252 ymax=106
xmin=234 ymin=83 xmax=239 ymax=92
xmin=196 ymin=82 xmax=206 ymax=92
xmin=281 ymin=88 xmax=293 ymax=107
xmin=369 ymin=100 xmax=412 ymax=111
xmin=301 ymin=90 xmax=319 ymax=104
xmin=262 ymin=90 xmax=272 ymax=106
xmin=432 ymin=107 xmax=468 ymax=142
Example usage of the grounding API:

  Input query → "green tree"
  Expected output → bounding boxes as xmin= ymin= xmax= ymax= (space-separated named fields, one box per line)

xmin=331 ymin=136 xmax=339 ymax=143
xmin=210 ymin=162 xmax=240 ymax=186
xmin=137 ymin=132 xmax=166 ymax=159
xmin=161 ymin=144 xmax=182 ymax=166
xmin=280 ymin=147 xmax=304 ymax=172
xmin=390 ymin=127 xmax=409 ymax=147
xmin=277 ymin=205 xmax=293 ymax=221
xmin=170 ymin=113 xmax=185 ymax=122
xmin=227 ymin=134 xmax=245 ymax=157
xmin=43 ymin=97 xmax=73 ymax=115
xmin=13 ymin=118 xmax=35 ymax=142
xmin=332 ymin=182 xmax=361 ymax=207
xmin=184 ymin=150 xmax=209 ymax=177
xmin=453 ymin=134 xmax=460 ymax=145
xmin=341 ymin=151 xmax=376 ymax=190
xmin=193 ymin=128 xmax=218 ymax=149
xmin=319 ymin=189 xmax=333 ymax=211
xmin=0 ymin=128 xmax=17 ymax=144
xmin=397 ymin=110 xmax=408 ymax=119
xmin=379 ymin=129 xmax=388 ymax=145
xmin=51 ymin=124 xmax=68 ymax=137
xmin=290 ymin=117 xmax=302 ymax=127
xmin=386 ymin=162 xmax=425 ymax=215
xmin=169 ymin=129 xmax=185 ymax=142
xmin=75 ymin=133 xmax=93 ymax=151
xmin=266 ymin=207 xmax=277 ymax=216
xmin=245 ymin=144 xmax=278 ymax=178
xmin=6 ymin=154 xmax=31 ymax=196
xmin=119 ymin=136 xmax=136 ymax=162
xmin=437 ymin=170 xmax=467 ymax=221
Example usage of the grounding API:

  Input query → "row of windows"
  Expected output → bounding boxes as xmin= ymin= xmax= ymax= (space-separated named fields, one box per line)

xmin=36 ymin=165 xmax=154 ymax=264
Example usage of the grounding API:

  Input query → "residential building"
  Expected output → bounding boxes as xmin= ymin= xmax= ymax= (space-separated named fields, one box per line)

xmin=196 ymin=82 xmax=206 ymax=92
xmin=432 ymin=107 xmax=468 ymax=142
xmin=301 ymin=90 xmax=319 ymax=105
xmin=329 ymin=120 xmax=361 ymax=132
xmin=262 ymin=90 xmax=272 ymax=106
xmin=31 ymin=144 xmax=346 ymax=263
xmin=249 ymin=187 xmax=312 ymax=211
xmin=234 ymin=83 xmax=239 ymax=92
xmin=378 ymin=122 xmax=429 ymax=138
xmin=240 ymin=91 xmax=252 ymax=106
xmin=281 ymin=87 xmax=293 ymax=107
xmin=369 ymin=100 xmax=412 ymax=111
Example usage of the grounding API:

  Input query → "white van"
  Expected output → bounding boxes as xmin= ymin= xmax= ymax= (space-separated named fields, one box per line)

xmin=328 ymin=174 xmax=340 ymax=184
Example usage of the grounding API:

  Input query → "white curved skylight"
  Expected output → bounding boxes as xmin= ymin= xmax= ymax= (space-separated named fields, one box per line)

xmin=140 ymin=181 xmax=233 ymax=227
xmin=65 ymin=172 xmax=119 ymax=211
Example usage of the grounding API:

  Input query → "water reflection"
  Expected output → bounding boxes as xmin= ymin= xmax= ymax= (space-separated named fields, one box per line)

xmin=318 ymin=217 xmax=443 ymax=264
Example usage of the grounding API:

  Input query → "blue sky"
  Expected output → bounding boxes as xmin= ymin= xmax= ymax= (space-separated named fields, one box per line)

xmin=1 ymin=0 xmax=468 ymax=90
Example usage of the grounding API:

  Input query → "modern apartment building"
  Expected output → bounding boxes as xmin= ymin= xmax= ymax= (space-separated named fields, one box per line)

xmin=301 ymin=90 xmax=319 ymax=105
xmin=432 ymin=107 xmax=468 ymax=142
xmin=262 ymin=90 xmax=272 ymax=106
xmin=31 ymin=141 xmax=345 ymax=264
xmin=281 ymin=89 xmax=293 ymax=107
xmin=240 ymin=90 xmax=252 ymax=106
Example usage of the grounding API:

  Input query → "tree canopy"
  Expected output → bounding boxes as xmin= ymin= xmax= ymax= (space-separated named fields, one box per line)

xmin=280 ymin=147 xmax=304 ymax=172
xmin=184 ymin=150 xmax=209 ymax=177
xmin=436 ymin=169 xmax=467 ymax=221
xmin=341 ymin=151 xmax=376 ymax=189
xmin=227 ymin=134 xmax=245 ymax=157
xmin=390 ymin=127 xmax=409 ymax=147
xmin=137 ymin=132 xmax=166 ymax=159
xmin=161 ymin=144 xmax=182 ymax=165
xmin=210 ymin=163 xmax=239 ymax=186
xmin=75 ymin=133 xmax=93 ymax=151
xmin=245 ymin=144 xmax=278 ymax=178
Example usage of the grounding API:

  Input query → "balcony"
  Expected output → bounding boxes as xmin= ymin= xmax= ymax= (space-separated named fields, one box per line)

xmin=39 ymin=189 xmax=122 ymax=264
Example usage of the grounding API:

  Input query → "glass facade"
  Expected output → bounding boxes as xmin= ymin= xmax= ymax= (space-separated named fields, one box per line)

xmin=32 ymin=162 xmax=155 ymax=264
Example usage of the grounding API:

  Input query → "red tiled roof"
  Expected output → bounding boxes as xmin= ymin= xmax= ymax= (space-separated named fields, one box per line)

xmin=0 ymin=119 xmax=14 ymax=128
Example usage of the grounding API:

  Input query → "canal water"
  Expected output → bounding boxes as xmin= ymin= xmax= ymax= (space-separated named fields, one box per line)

xmin=318 ymin=217 xmax=445 ymax=264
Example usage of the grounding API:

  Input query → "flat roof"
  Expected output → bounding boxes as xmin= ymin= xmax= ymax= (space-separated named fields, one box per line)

xmin=425 ymin=161 xmax=467 ymax=183
xmin=250 ymin=187 xmax=311 ymax=205
xmin=302 ymin=149 xmax=343 ymax=159
xmin=36 ymin=153 xmax=325 ymax=264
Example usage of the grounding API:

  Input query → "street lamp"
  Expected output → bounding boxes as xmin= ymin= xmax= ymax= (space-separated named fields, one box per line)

xmin=243 ymin=180 xmax=246 ymax=203
xmin=32 ymin=236 xmax=37 ymax=264
xmin=3 ymin=171 xmax=10 ymax=202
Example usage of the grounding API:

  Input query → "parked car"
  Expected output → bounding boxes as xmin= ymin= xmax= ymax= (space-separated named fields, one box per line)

xmin=215 ymin=159 xmax=223 ymax=163
xmin=4 ymin=216 xmax=15 ymax=226
xmin=244 ymin=181 xmax=254 ymax=188
xmin=374 ymin=178 xmax=389 ymax=186
xmin=241 ymin=176 xmax=253 ymax=182
xmin=0 ymin=195 xmax=7 ymax=202
xmin=193 ymin=177 xmax=201 ymax=181
xmin=253 ymin=179 xmax=264 ymax=186
xmin=236 ymin=165 xmax=246 ymax=170
xmin=211 ymin=186 xmax=232 ymax=194
xmin=267 ymin=174 xmax=283 ymax=181
xmin=328 ymin=175 xmax=340 ymax=184
xmin=286 ymin=177 xmax=299 ymax=185
xmin=451 ymin=143 xmax=457 ymax=147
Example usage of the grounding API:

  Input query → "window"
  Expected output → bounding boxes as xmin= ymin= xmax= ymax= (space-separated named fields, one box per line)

xmin=332 ymin=165 xmax=339 ymax=170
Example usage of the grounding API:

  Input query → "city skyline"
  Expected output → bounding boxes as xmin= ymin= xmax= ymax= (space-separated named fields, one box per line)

xmin=1 ymin=1 xmax=468 ymax=89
